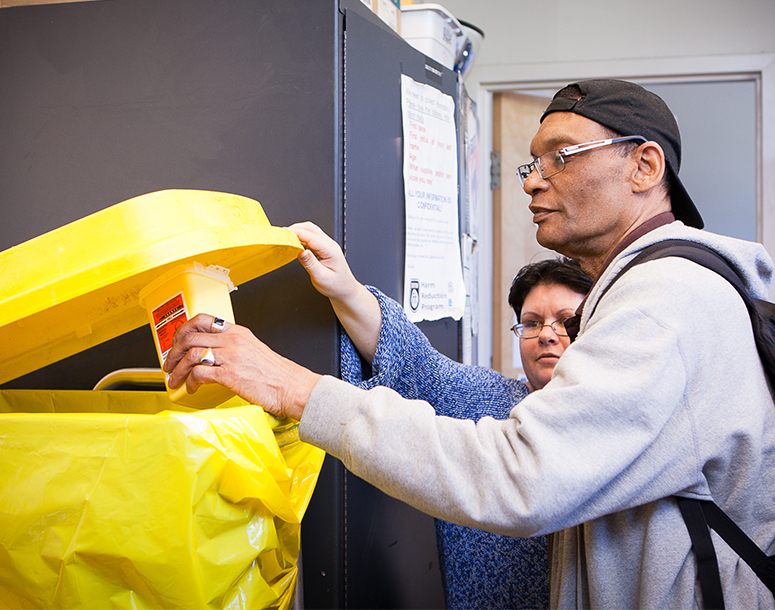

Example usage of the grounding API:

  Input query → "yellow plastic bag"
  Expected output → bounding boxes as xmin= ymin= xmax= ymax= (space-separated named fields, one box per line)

xmin=0 ymin=390 xmax=324 ymax=609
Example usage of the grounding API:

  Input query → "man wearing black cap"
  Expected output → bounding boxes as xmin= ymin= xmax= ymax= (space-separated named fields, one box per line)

xmin=165 ymin=79 xmax=775 ymax=608
xmin=521 ymin=80 xmax=704 ymax=281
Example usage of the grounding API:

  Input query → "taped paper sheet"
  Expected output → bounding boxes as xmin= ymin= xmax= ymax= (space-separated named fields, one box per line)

xmin=401 ymin=74 xmax=465 ymax=322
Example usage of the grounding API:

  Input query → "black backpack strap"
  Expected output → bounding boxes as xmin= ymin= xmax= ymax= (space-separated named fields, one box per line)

xmin=595 ymin=240 xmax=775 ymax=604
xmin=678 ymin=497 xmax=775 ymax=607
xmin=594 ymin=239 xmax=747 ymax=314
xmin=592 ymin=239 xmax=775 ymax=388
xmin=677 ymin=497 xmax=726 ymax=609
xmin=701 ymin=501 xmax=775 ymax=594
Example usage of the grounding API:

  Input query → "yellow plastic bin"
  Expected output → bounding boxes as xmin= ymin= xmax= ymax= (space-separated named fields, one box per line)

xmin=0 ymin=189 xmax=303 ymax=387
xmin=0 ymin=389 xmax=324 ymax=609
xmin=0 ymin=190 xmax=323 ymax=608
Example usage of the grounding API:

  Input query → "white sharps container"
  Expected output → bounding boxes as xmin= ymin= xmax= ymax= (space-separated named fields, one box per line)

xmin=139 ymin=261 xmax=236 ymax=409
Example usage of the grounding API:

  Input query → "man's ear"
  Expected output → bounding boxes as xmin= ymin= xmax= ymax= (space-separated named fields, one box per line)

xmin=631 ymin=141 xmax=666 ymax=194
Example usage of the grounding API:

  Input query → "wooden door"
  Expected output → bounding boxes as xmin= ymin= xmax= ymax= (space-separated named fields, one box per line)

xmin=491 ymin=91 xmax=553 ymax=377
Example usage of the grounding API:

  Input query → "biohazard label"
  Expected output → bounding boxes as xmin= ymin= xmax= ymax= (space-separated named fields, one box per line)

xmin=152 ymin=293 xmax=188 ymax=362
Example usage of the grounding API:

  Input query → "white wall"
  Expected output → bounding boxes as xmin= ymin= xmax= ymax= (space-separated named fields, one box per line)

xmin=420 ymin=0 xmax=775 ymax=74
xmin=414 ymin=0 xmax=775 ymax=365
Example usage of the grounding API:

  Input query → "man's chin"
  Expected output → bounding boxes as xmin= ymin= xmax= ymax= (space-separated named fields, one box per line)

xmin=535 ymin=228 xmax=565 ymax=254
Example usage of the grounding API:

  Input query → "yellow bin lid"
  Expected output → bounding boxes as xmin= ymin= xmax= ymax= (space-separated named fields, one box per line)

xmin=0 ymin=189 xmax=303 ymax=385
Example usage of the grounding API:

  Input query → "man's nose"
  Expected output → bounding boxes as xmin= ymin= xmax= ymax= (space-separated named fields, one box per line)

xmin=522 ymin=166 xmax=546 ymax=195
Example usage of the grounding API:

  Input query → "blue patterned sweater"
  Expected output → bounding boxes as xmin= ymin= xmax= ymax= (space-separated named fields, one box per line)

xmin=340 ymin=287 xmax=549 ymax=610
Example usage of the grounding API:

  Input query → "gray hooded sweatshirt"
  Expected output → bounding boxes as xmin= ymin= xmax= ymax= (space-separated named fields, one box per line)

xmin=300 ymin=222 xmax=775 ymax=609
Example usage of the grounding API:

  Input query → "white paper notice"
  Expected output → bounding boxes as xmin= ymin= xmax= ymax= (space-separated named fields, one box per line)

xmin=401 ymin=74 xmax=465 ymax=322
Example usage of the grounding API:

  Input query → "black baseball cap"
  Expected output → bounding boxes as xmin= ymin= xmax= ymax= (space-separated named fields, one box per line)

xmin=541 ymin=79 xmax=704 ymax=229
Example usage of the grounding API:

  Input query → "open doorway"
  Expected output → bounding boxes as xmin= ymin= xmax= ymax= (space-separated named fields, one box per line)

xmin=490 ymin=77 xmax=759 ymax=377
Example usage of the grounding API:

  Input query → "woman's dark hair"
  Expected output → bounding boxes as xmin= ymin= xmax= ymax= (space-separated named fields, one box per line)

xmin=508 ymin=258 xmax=592 ymax=321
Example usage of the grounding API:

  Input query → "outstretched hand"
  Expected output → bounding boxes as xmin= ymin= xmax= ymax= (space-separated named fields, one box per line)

xmin=162 ymin=313 xmax=321 ymax=421
xmin=288 ymin=222 xmax=382 ymax=363
xmin=287 ymin=221 xmax=361 ymax=301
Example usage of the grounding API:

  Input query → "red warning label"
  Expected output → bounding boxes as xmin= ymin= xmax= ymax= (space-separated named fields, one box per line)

xmin=152 ymin=293 xmax=188 ymax=359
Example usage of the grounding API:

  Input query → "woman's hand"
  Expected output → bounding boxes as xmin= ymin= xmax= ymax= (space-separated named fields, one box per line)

xmin=288 ymin=221 xmax=361 ymax=302
xmin=288 ymin=221 xmax=382 ymax=363
xmin=162 ymin=313 xmax=321 ymax=421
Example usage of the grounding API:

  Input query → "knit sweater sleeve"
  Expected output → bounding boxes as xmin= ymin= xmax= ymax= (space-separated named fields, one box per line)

xmin=340 ymin=286 xmax=528 ymax=421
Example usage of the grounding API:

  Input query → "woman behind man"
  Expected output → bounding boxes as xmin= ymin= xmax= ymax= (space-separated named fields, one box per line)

xmin=290 ymin=222 xmax=591 ymax=610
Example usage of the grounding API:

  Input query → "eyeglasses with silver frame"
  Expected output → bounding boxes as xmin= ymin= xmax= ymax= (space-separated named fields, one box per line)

xmin=517 ymin=136 xmax=647 ymax=186
xmin=511 ymin=319 xmax=570 ymax=339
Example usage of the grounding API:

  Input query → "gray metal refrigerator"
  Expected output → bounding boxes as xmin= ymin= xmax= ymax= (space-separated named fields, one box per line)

xmin=0 ymin=0 xmax=462 ymax=607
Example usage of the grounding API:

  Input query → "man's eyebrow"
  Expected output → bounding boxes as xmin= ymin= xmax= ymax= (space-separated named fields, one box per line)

xmin=530 ymin=135 xmax=576 ymax=158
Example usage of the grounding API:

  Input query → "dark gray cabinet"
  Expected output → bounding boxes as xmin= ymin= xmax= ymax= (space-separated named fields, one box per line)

xmin=0 ymin=1 xmax=458 ymax=606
